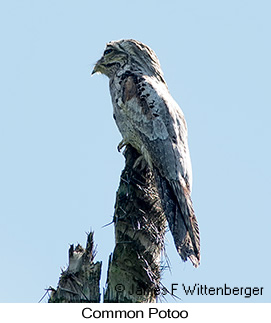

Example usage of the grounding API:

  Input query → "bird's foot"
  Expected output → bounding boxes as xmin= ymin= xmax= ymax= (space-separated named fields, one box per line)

xmin=117 ymin=140 xmax=128 ymax=152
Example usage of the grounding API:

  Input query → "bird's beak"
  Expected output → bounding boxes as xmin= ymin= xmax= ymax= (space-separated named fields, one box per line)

xmin=91 ymin=64 xmax=98 ymax=75
xmin=91 ymin=58 xmax=103 ymax=76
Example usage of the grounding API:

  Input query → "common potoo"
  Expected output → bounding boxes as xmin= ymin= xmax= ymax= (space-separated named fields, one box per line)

xmin=92 ymin=39 xmax=200 ymax=267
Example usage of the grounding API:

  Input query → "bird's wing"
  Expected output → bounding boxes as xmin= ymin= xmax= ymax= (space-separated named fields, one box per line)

xmin=122 ymin=74 xmax=200 ymax=264
xmin=122 ymin=75 xmax=191 ymax=184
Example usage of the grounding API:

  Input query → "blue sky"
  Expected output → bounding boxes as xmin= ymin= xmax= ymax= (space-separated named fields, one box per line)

xmin=0 ymin=0 xmax=270 ymax=303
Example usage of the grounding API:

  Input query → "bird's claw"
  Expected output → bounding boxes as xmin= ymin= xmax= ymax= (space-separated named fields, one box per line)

xmin=117 ymin=140 xmax=127 ymax=152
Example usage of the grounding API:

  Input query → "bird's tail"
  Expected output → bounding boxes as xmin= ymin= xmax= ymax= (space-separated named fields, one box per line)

xmin=170 ymin=179 xmax=200 ymax=267
xmin=153 ymin=169 xmax=200 ymax=267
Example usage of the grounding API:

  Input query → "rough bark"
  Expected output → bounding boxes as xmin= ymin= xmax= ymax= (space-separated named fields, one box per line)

xmin=104 ymin=145 xmax=167 ymax=302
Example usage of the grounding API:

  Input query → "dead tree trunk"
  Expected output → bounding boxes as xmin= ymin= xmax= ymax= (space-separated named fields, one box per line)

xmin=48 ymin=145 xmax=166 ymax=303
xmin=104 ymin=145 xmax=166 ymax=302
xmin=48 ymin=232 xmax=102 ymax=303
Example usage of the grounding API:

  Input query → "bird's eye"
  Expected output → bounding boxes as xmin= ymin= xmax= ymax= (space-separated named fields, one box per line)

xmin=104 ymin=48 xmax=113 ymax=55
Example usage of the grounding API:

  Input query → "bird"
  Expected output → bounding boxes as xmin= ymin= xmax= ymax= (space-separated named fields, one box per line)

xmin=92 ymin=39 xmax=200 ymax=267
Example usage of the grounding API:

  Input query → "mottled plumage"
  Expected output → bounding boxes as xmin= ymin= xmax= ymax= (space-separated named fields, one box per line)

xmin=92 ymin=39 xmax=200 ymax=266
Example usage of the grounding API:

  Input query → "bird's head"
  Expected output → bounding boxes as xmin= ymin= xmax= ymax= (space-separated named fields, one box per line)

xmin=92 ymin=39 xmax=166 ymax=83
xmin=92 ymin=41 xmax=128 ymax=78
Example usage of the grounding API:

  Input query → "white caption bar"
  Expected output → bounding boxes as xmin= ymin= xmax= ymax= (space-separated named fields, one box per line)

xmin=0 ymin=303 xmax=269 ymax=323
